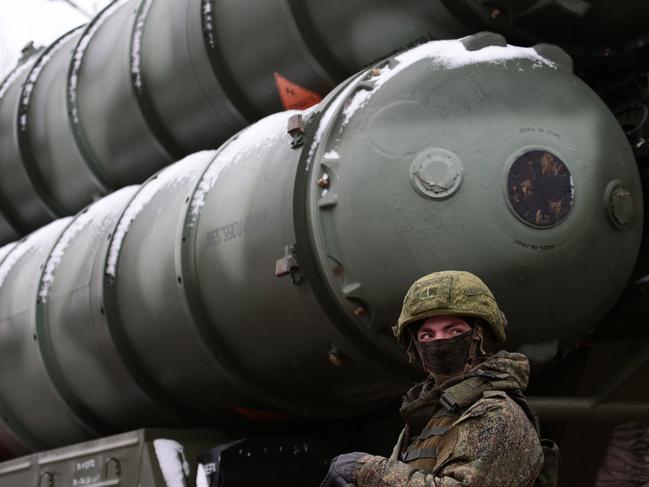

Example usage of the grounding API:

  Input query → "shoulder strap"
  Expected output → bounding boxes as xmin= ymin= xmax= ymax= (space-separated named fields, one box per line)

xmin=439 ymin=377 xmax=485 ymax=412
xmin=401 ymin=447 xmax=438 ymax=462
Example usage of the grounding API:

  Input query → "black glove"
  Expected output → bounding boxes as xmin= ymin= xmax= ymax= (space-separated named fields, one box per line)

xmin=319 ymin=452 xmax=367 ymax=487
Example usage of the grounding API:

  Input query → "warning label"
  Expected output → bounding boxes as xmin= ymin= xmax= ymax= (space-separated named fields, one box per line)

xmin=274 ymin=73 xmax=322 ymax=110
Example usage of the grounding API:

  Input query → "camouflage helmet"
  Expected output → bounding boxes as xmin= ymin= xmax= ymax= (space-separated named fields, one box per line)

xmin=394 ymin=270 xmax=507 ymax=345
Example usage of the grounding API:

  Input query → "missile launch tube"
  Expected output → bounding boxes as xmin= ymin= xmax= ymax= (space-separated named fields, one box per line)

xmin=67 ymin=0 xmax=175 ymax=189
xmin=0 ymin=34 xmax=642 ymax=457
xmin=1 ymin=0 xmax=647 ymax=245
xmin=0 ymin=218 xmax=88 ymax=455
xmin=18 ymin=28 xmax=107 ymax=219
xmin=0 ymin=59 xmax=54 ymax=238
xmin=0 ymin=0 xmax=473 ymax=242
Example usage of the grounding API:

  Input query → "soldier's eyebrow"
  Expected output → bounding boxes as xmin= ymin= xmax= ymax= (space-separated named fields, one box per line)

xmin=444 ymin=321 xmax=467 ymax=330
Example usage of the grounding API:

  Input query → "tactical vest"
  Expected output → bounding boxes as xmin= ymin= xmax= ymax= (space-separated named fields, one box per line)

xmin=399 ymin=398 xmax=461 ymax=472
xmin=392 ymin=381 xmax=559 ymax=486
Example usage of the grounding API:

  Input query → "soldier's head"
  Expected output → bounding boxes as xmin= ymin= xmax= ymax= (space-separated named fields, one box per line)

xmin=394 ymin=271 xmax=507 ymax=381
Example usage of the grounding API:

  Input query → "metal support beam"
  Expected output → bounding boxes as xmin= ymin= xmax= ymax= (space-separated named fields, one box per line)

xmin=530 ymin=397 xmax=649 ymax=423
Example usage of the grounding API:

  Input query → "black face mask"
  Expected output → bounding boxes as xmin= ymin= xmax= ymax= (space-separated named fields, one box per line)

xmin=414 ymin=330 xmax=473 ymax=378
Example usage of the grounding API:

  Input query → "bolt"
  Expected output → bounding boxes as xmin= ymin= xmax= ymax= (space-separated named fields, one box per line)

xmin=370 ymin=68 xmax=382 ymax=77
xmin=328 ymin=345 xmax=344 ymax=367
xmin=610 ymin=186 xmax=633 ymax=227
xmin=353 ymin=305 xmax=366 ymax=317
xmin=414 ymin=157 xmax=458 ymax=193
xmin=328 ymin=353 xmax=343 ymax=366
xmin=317 ymin=173 xmax=329 ymax=188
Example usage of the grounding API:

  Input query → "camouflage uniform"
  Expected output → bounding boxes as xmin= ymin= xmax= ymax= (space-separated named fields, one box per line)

xmin=355 ymin=271 xmax=543 ymax=487
xmin=355 ymin=351 xmax=543 ymax=487
xmin=322 ymin=271 xmax=548 ymax=487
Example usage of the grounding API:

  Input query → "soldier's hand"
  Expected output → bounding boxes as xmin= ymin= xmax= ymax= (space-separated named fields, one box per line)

xmin=320 ymin=452 xmax=367 ymax=487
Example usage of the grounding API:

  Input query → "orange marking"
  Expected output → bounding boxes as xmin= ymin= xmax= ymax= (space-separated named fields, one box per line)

xmin=274 ymin=72 xmax=322 ymax=110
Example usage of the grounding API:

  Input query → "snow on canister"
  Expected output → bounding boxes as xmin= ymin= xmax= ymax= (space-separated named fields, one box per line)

xmin=39 ymin=186 xmax=139 ymax=303
xmin=34 ymin=183 xmax=185 ymax=440
xmin=106 ymin=151 xmax=215 ymax=277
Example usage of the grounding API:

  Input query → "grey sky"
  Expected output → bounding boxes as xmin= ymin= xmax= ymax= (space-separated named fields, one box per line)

xmin=0 ymin=0 xmax=111 ymax=77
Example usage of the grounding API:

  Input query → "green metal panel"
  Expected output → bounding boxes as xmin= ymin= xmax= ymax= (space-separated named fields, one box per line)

xmin=0 ymin=429 xmax=224 ymax=487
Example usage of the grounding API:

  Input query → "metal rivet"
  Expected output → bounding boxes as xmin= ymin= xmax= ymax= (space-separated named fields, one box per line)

xmin=605 ymin=180 xmax=634 ymax=230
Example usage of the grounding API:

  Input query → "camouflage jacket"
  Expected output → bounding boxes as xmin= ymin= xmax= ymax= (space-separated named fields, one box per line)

xmin=356 ymin=351 xmax=543 ymax=487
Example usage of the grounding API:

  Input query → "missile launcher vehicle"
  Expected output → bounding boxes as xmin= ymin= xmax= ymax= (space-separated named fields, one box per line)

xmin=0 ymin=1 xmax=648 ymax=485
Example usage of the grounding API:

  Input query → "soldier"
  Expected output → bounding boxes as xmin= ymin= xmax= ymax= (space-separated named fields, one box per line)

xmin=321 ymin=270 xmax=552 ymax=487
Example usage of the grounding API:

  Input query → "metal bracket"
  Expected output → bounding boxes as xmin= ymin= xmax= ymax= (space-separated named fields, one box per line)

xmin=39 ymin=471 xmax=53 ymax=487
xmin=105 ymin=456 xmax=121 ymax=478
xmin=275 ymin=245 xmax=303 ymax=284
xmin=287 ymin=114 xmax=305 ymax=148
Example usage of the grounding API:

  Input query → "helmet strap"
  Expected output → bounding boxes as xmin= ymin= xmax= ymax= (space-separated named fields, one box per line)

xmin=465 ymin=322 xmax=491 ymax=372
xmin=406 ymin=333 xmax=419 ymax=364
